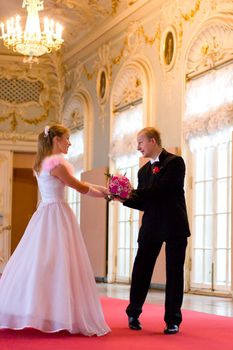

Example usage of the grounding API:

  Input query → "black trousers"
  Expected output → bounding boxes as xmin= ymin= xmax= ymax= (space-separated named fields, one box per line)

xmin=126 ymin=237 xmax=187 ymax=326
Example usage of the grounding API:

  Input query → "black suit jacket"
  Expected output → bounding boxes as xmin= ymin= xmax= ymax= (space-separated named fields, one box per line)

xmin=123 ymin=149 xmax=191 ymax=243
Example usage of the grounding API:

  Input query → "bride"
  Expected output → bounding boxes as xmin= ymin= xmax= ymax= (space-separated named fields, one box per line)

xmin=0 ymin=124 xmax=111 ymax=336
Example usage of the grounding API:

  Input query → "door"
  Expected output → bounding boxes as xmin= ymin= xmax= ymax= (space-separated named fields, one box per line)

xmin=0 ymin=151 xmax=13 ymax=273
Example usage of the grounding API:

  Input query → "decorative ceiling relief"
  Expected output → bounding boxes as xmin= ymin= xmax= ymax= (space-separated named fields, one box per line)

xmin=0 ymin=63 xmax=51 ymax=134
xmin=0 ymin=52 xmax=66 ymax=136
xmin=186 ymin=20 xmax=233 ymax=79
xmin=42 ymin=0 xmax=127 ymax=47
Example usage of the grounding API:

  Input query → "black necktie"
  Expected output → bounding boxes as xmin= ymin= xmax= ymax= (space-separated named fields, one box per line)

xmin=151 ymin=161 xmax=160 ymax=169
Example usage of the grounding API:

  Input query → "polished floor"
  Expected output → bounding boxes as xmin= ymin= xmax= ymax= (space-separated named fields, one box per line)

xmin=98 ymin=283 xmax=233 ymax=317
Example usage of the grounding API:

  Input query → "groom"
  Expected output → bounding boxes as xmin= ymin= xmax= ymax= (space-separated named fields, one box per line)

xmin=123 ymin=127 xmax=190 ymax=334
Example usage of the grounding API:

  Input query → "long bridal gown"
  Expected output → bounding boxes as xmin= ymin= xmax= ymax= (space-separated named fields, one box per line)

xmin=0 ymin=155 xmax=110 ymax=336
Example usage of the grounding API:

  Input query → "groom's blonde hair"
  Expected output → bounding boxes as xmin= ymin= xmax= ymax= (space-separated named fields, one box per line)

xmin=138 ymin=127 xmax=162 ymax=147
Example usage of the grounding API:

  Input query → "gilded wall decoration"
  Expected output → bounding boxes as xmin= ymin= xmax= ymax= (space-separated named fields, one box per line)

xmin=179 ymin=0 xmax=201 ymax=22
xmin=63 ymin=101 xmax=84 ymax=131
xmin=0 ymin=55 xmax=64 ymax=134
xmin=83 ymin=21 xmax=160 ymax=81
xmin=47 ymin=52 xmax=66 ymax=123
xmin=160 ymin=26 xmax=177 ymax=71
xmin=94 ymin=44 xmax=112 ymax=127
xmin=97 ymin=67 xmax=109 ymax=104
xmin=0 ymin=62 xmax=52 ymax=133
xmin=62 ymin=82 xmax=86 ymax=131
xmin=112 ymin=66 xmax=142 ymax=111
xmin=0 ymin=131 xmax=37 ymax=142
xmin=186 ymin=20 xmax=233 ymax=79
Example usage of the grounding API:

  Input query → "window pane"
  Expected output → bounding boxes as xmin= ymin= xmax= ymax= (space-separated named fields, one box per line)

xmin=193 ymin=249 xmax=203 ymax=283
xmin=217 ymin=179 xmax=228 ymax=213
xmin=125 ymin=249 xmax=130 ymax=276
xmin=194 ymin=151 xmax=204 ymax=181
xmin=117 ymin=249 xmax=125 ymax=276
xmin=204 ymin=215 xmax=213 ymax=248
xmin=216 ymin=250 xmax=227 ymax=285
xmin=194 ymin=216 xmax=203 ymax=248
xmin=216 ymin=214 xmax=227 ymax=248
xmin=118 ymin=204 xmax=127 ymax=221
xmin=194 ymin=183 xmax=204 ymax=214
xmin=118 ymin=223 xmax=125 ymax=248
xmin=217 ymin=143 xmax=228 ymax=178
xmin=205 ymin=147 xmax=214 ymax=180
xmin=125 ymin=222 xmax=130 ymax=248
xmin=204 ymin=249 xmax=212 ymax=284
xmin=205 ymin=181 xmax=213 ymax=214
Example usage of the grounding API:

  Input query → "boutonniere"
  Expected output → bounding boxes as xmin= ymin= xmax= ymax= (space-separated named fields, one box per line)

xmin=152 ymin=166 xmax=160 ymax=174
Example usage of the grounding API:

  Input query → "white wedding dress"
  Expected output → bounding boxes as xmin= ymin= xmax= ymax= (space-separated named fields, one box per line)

xmin=0 ymin=155 xmax=110 ymax=336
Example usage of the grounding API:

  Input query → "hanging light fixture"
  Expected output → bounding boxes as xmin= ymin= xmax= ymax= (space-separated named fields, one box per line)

xmin=0 ymin=0 xmax=64 ymax=65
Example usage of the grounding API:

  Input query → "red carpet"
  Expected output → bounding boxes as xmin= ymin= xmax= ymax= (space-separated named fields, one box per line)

xmin=0 ymin=297 xmax=233 ymax=350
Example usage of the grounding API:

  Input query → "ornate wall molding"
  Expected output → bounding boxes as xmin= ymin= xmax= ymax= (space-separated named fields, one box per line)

xmin=63 ymin=97 xmax=84 ymax=131
xmin=0 ymin=132 xmax=37 ymax=142
xmin=112 ymin=66 xmax=142 ymax=111
xmin=0 ymin=61 xmax=56 ymax=133
xmin=186 ymin=16 xmax=233 ymax=79
xmin=47 ymin=52 xmax=66 ymax=123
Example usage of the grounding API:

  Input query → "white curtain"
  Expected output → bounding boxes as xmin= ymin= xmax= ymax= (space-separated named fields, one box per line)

xmin=66 ymin=129 xmax=84 ymax=174
xmin=184 ymin=63 xmax=233 ymax=141
xmin=109 ymin=103 xmax=142 ymax=167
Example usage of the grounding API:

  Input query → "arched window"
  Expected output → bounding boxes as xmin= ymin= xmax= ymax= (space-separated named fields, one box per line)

xmin=63 ymin=95 xmax=86 ymax=221
xmin=108 ymin=58 xmax=154 ymax=283
xmin=184 ymin=19 xmax=233 ymax=294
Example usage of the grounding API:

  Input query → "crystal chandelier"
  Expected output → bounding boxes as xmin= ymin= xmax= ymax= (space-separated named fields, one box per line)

xmin=0 ymin=0 xmax=64 ymax=65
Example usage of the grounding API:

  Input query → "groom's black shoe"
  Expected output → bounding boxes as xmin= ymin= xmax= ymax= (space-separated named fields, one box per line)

xmin=164 ymin=324 xmax=179 ymax=334
xmin=128 ymin=317 xmax=142 ymax=330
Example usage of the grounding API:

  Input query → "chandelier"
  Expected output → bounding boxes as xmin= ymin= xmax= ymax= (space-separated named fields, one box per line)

xmin=0 ymin=0 xmax=64 ymax=65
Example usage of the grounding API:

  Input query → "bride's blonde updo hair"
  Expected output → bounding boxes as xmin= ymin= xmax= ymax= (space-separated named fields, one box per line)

xmin=33 ymin=124 xmax=70 ymax=172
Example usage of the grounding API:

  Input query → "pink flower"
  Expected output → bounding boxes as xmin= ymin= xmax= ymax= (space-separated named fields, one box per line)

xmin=108 ymin=174 xmax=132 ymax=199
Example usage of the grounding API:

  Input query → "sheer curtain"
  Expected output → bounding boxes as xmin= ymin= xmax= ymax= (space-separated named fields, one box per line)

xmin=184 ymin=64 xmax=232 ymax=293
xmin=110 ymin=103 xmax=142 ymax=168
xmin=109 ymin=103 xmax=143 ymax=281
xmin=184 ymin=64 xmax=233 ymax=141
xmin=66 ymin=129 xmax=84 ymax=222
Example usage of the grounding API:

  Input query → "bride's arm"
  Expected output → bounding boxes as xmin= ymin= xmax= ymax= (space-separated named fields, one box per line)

xmin=51 ymin=164 xmax=106 ymax=198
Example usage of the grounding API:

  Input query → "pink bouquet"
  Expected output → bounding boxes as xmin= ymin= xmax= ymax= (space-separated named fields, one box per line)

xmin=108 ymin=174 xmax=132 ymax=200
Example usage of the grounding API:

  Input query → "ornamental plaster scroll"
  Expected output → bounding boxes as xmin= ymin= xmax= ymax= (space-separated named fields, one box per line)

xmin=62 ymin=94 xmax=85 ymax=131
xmin=186 ymin=19 xmax=233 ymax=78
xmin=0 ymin=132 xmax=37 ymax=142
xmin=47 ymin=52 xmax=66 ymax=123
xmin=0 ymin=61 xmax=56 ymax=133
xmin=112 ymin=66 xmax=142 ymax=111
xmin=65 ymin=60 xmax=83 ymax=91
xmin=0 ymin=63 xmax=50 ymax=109
xmin=95 ymin=43 xmax=112 ymax=101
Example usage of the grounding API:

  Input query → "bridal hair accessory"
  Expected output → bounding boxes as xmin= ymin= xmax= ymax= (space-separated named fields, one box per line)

xmin=44 ymin=125 xmax=50 ymax=137
xmin=106 ymin=173 xmax=132 ymax=201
